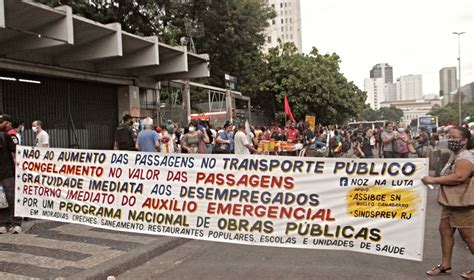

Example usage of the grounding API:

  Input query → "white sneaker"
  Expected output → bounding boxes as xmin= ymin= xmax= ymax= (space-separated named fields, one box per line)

xmin=9 ymin=225 xmax=21 ymax=234
xmin=0 ymin=226 xmax=7 ymax=234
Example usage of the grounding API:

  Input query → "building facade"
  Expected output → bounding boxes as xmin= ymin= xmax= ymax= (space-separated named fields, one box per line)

xmin=364 ymin=77 xmax=385 ymax=110
xmin=439 ymin=66 xmax=457 ymax=102
xmin=396 ymin=74 xmax=423 ymax=101
xmin=263 ymin=0 xmax=302 ymax=52
xmin=0 ymin=1 xmax=210 ymax=149
xmin=370 ymin=63 xmax=393 ymax=83
xmin=380 ymin=97 xmax=441 ymax=126
xmin=442 ymin=82 xmax=474 ymax=106
xmin=384 ymin=83 xmax=397 ymax=101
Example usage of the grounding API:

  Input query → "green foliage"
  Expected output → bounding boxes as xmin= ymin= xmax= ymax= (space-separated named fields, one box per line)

xmin=360 ymin=106 xmax=403 ymax=122
xmin=429 ymin=99 xmax=474 ymax=125
xmin=34 ymin=0 xmax=367 ymax=125
xmin=256 ymin=42 xmax=367 ymax=125
xmin=35 ymin=0 xmax=170 ymax=36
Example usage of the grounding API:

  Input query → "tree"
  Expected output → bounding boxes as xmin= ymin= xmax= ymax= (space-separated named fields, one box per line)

xmin=256 ymin=42 xmax=367 ymax=125
xmin=377 ymin=107 xmax=404 ymax=122
xmin=171 ymin=0 xmax=275 ymax=93
xmin=359 ymin=107 xmax=379 ymax=121
xmin=429 ymin=100 xmax=474 ymax=125
xmin=35 ymin=0 xmax=170 ymax=36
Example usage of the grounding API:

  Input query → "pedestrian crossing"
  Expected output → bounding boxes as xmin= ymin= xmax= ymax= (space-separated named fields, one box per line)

xmin=0 ymin=220 xmax=161 ymax=279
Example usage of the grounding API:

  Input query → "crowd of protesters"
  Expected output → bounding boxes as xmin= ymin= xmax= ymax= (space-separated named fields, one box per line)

xmin=2 ymin=111 xmax=474 ymax=236
xmin=114 ymin=114 xmax=474 ymax=159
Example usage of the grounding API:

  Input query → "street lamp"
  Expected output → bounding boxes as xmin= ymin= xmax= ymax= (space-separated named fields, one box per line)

xmin=453 ymin=31 xmax=465 ymax=125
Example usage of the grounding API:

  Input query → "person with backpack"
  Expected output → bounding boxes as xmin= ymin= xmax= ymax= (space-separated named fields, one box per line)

xmin=114 ymin=114 xmax=136 ymax=151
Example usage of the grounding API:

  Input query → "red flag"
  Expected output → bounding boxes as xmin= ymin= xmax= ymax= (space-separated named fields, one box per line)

xmin=284 ymin=93 xmax=295 ymax=123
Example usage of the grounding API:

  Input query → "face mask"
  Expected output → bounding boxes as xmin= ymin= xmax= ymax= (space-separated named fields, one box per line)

xmin=32 ymin=127 xmax=38 ymax=133
xmin=398 ymin=128 xmax=405 ymax=133
xmin=188 ymin=126 xmax=195 ymax=132
xmin=448 ymin=139 xmax=464 ymax=152
xmin=20 ymin=127 xmax=24 ymax=133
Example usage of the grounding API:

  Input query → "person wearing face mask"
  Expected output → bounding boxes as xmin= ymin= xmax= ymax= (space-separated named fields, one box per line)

xmin=181 ymin=120 xmax=209 ymax=154
xmin=422 ymin=127 xmax=474 ymax=278
xmin=393 ymin=123 xmax=410 ymax=158
xmin=32 ymin=120 xmax=49 ymax=148
xmin=381 ymin=122 xmax=398 ymax=158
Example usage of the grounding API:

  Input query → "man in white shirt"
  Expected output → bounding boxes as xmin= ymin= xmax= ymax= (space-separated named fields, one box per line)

xmin=234 ymin=122 xmax=259 ymax=155
xmin=32 ymin=120 xmax=49 ymax=147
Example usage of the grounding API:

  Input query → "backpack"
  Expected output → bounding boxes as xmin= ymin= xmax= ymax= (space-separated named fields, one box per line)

xmin=115 ymin=126 xmax=134 ymax=150
xmin=342 ymin=141 xmax=351 ymax=153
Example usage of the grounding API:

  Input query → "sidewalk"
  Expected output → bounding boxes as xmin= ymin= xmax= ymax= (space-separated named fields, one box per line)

xmin=0 ymin=220 xmax=188 ymax=279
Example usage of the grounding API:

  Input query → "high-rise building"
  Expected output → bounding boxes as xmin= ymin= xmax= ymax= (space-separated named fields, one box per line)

xmin=370 ymin=63 xmax=393 ymax=83
xmin=262 ymin=0 xmax=302 ymax=52
xmin=396 ymin=74 xmax=423 ymax=100
xmin=439 ymin=66 xmax=457 ymax=99
xmin=384 ymin=83 xmax=397 ymax=101
xmin=364 ymin=77 xmax=385 ymax=110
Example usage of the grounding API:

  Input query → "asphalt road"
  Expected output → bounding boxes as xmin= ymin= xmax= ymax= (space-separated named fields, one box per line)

xmin=116 ymin=188 xmax=473 ymax=280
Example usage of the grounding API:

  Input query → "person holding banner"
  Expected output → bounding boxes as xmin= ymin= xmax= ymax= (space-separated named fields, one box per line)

xmin=422 ymin=126 xmax=474 ymax=278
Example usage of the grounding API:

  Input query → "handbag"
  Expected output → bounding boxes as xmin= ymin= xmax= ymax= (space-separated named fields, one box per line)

xmin=0 ymin=186 xmax=8 ymax=209
xmin=437 ymin=160 xmax=474 ymax=207
xmin=198 ymin=138 xmax=208 ymax=154
xmin=393 ymin=139 xmax=408 ymax=154
xmin=214 ymin=143 xmax=230 ymax=154
xmin=213 ymin=132 xmax=231 ymax=154
xmin=408 ymin=143 xmax=416 ymax=153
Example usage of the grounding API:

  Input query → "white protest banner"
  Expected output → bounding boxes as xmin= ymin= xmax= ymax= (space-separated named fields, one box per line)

xmin=15 ymin=146 xmax=428 ymax=261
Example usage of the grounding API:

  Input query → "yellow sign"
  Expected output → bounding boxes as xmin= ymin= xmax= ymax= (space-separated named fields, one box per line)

xmin=305 ymin=115 xmax=316 ymax=129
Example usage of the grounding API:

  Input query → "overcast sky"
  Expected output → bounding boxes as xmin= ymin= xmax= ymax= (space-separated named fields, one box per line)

xmin=300 ymin=0 xmax=473 ymax=95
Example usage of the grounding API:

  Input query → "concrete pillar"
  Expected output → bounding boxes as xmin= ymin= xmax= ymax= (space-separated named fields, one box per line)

xmin=117 ymin=85 xmax=140 ymax=121
xmin=182 ymin=80 xmax=191 ymax=124
xmin=226 ymin=89 xmax=233 ymax=123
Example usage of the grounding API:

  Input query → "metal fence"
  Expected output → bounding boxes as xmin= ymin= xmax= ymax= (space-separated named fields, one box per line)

xmin=0 ymin=71 xmax=118 ymax=149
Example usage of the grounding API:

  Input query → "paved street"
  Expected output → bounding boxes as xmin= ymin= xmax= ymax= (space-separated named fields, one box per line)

xmin=0 ymin=187 xmax=472 ymax=280
xmin=117 ymin=188 xmax=472 ymax=280
xmin=0 ymin=220 xmax=184 ymax=279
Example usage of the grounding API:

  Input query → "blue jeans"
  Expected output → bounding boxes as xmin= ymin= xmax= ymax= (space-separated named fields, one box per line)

xmin=0 ymin=177 xmax=22 ymax=227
